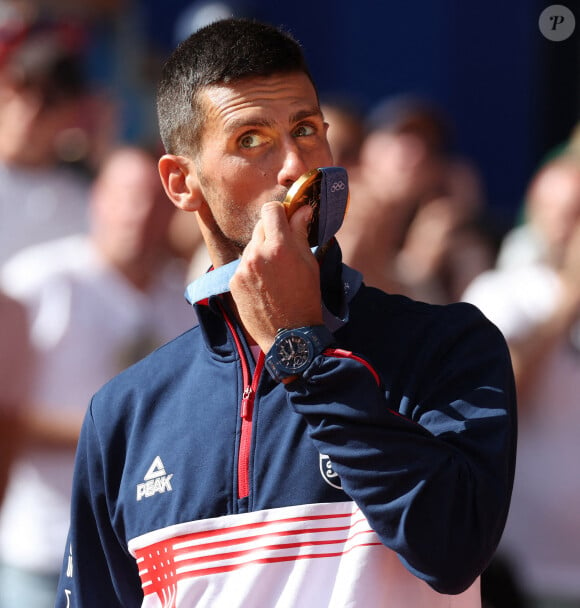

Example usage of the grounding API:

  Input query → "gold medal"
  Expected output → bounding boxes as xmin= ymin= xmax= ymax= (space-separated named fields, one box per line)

xmin=283 ymin=168 xmax=322 ymax=217
xmin=283 ymin=168 xmax=322 ymax=246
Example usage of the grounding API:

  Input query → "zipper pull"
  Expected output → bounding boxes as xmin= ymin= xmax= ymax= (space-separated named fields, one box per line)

xmin=241 ymin=386 xmax=254 ymax=420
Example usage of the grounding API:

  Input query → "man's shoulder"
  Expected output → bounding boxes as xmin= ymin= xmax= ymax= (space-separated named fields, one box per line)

xmin=343 ymin=286 xmax=510 ymax=398
xmin=347 ymin=285 xmax=497 ymax=357
xmin=354 ymin=283 xmax=485 ymax=325
xmin=85 ymin=326 xmax=200 ymax=436
xmin=97 ymin=326 xmax=200 ymax=395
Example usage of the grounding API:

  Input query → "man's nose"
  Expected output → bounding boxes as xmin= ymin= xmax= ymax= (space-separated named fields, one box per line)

xmin=277 ymin=141 xmax=309 ymax=188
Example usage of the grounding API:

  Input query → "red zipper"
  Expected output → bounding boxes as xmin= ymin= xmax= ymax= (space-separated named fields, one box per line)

xmin=238 ymin=352 xmax=264 ymax=499
xmin=222 ymin=311 xmax=264 ymax=500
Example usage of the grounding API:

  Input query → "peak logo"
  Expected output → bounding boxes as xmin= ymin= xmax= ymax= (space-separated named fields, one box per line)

xmin=136 ymin=456 xmax=174 ymax=501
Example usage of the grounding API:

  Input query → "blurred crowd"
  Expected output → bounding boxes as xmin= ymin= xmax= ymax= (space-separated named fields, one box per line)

xmin=0 ymin=1 xmax=578 ymax=608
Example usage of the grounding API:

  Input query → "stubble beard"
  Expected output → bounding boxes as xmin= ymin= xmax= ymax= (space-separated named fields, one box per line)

xmin=198 ymin=168 xmax=289 ymax=258
xmin=212 ymin=193 xmax=289 ymax=257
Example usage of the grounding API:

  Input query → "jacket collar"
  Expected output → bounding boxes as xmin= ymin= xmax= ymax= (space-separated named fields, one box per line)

xmin=190 ymin=240 xmax=362 ymax=355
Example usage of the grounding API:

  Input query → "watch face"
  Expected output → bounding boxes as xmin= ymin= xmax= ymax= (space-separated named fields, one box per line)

xmin=276 ymin=335 xmax=311 ymax=371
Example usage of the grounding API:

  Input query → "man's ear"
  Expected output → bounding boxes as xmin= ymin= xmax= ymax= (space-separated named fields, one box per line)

xmin=158 ymin=154 xmax=201 ymax=212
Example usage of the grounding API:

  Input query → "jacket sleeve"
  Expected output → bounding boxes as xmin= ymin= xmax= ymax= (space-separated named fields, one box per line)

xmin=55 ymin=402 xmax=143 ymax=608
xmin=286 ymin=303 xmax=517 ymax=595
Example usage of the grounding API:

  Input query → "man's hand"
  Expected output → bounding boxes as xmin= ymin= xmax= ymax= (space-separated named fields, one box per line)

xmin=229 ymin=201 xmax=324 ymax=353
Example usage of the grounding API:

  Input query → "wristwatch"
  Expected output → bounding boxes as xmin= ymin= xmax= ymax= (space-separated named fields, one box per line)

xmin=265 ymin=325 xmax=334 ymax=383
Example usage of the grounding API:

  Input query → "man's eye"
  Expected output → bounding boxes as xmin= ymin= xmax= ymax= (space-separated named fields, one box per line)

xmin=294 ymin=124 xmax=316 ymax=137
xmin=239 ymin=133 xmax=264 ymax=149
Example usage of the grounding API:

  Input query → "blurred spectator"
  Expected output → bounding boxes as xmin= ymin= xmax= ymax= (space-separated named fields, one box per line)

xmin=0 ymin=290 xmax=31 ymax=505
xmin=463 ymin=155 xmax=580 ymax=608
xmin=0 ymin=145 xmax=195 ymax=608
xmin=0 ymin=14 xmax=97 ymax=265
xmin=338 ymin=95 xmax=497 ymax=303
xmin=335 ymin=160 xmax=411 ymax=295
xmin=335 ymin=97 xmax=431 ymax=295
xmin=321 ymin=96 xmax=365 ymax=173
xmin=497 ymin=126 xmax=580 ymax=270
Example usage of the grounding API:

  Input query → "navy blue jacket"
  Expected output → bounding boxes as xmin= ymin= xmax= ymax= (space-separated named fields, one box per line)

xmin=55 ymin=246 xmax=516 ymax=607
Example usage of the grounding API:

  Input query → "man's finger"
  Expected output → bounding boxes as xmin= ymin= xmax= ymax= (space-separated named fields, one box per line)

xmin=260 ymin=201 xmax=288 ymax=241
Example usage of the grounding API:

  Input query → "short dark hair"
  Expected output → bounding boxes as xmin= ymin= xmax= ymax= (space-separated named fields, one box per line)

xmin=157 ymin=18 xmax=316 ymax=155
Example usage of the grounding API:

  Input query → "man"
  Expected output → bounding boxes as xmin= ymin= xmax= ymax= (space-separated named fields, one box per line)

xmin=0 ymin=18 xmax=92 ymax=265
xmin=0 ymin=146 xmax=193 ymax=608
xmin=56 ymin=19 xmax=516 ymax=607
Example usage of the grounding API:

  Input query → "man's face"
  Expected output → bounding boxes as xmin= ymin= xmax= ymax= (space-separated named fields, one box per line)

xmin=189 ymin=71 xmax=332 ymax=255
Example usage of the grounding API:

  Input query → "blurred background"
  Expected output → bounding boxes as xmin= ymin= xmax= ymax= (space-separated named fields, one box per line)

xmin=0 ymin=2 xmax=579 ymax=607
xmin=10 ymin=0 xmax=576 ymax=226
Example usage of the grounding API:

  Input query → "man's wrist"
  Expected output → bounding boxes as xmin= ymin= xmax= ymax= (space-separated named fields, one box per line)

xmin=265 ymin=325 xmax=334 ymax=383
